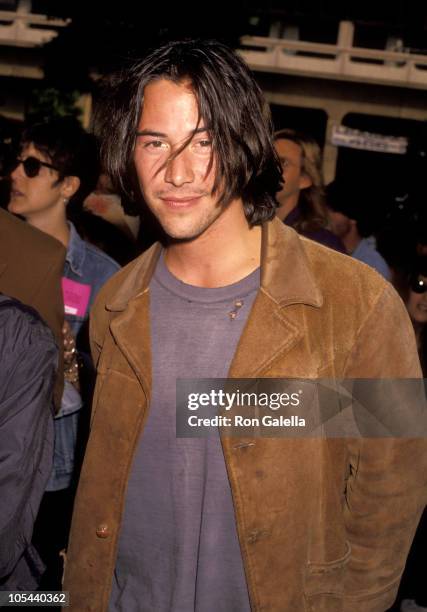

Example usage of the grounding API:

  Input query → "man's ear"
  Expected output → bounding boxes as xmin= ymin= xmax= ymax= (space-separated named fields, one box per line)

xmin=299 ymin=173 xmax=312 ymax=190
xmin=61 ymin=176 xmax=80 ymax=200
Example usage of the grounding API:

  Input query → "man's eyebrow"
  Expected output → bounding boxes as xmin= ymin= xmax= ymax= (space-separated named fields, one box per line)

xmin=136 ymin=126 xmax=211 ymax=137
xmin=136 ymin=130 xmax=166 ymax=137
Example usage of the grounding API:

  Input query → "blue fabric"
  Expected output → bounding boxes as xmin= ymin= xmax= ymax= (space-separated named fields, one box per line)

xmin=63 ymin=223 xmax=121 ymax=336
xmin=47 ymin=223 xmax=120 ymax=491
xmin=352 ymin=236 xmax=391 ymax=281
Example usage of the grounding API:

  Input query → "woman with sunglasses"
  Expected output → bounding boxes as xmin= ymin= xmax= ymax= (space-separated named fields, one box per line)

xmin=398 ymin=258 xmax=427 ymax=374
xmin=395 ymin=257 xmax=427 ymax=612
xmin=7 ymin=117 xmax=121 ymax=590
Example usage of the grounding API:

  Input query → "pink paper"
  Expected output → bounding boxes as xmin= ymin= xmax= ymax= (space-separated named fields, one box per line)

xmin=62 ymin=277 xmax=91 ymax=317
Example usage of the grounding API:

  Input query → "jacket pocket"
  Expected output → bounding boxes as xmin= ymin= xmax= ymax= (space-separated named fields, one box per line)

xmin=304 ymin=540 xmax=351 ymax=605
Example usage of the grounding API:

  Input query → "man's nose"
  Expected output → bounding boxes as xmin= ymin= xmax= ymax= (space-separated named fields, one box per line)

xmin=164 ymin=149 xmax=194 ymax=187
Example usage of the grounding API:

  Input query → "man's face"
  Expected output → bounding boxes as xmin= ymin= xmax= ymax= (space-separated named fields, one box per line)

xmin=274 ymin=138 xmax=311 ymax=206
xmin=327 ymin=209 xmax=353 ymax=239
xmin=8 ymin=143 xmax=64 ymax=220
xmin=134 ymin=78 xmax=226 ymax=241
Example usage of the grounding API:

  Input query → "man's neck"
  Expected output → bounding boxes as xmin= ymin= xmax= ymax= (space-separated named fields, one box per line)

xmin=164 ymin=199 xmax=262 ymax=288
xmin=26 ymin=212 xmax=70 ymax=248
xmin=275 ymin=193 xmax=299 ymax=222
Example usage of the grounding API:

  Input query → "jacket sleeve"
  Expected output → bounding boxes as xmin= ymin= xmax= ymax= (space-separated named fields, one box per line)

xmin=31 ymin=245 xmax=66 ymax=411
xmin=341 ymin=284 xmax=427 ymax=612
xmin=0 ymin=329 xmax=57 ymax=582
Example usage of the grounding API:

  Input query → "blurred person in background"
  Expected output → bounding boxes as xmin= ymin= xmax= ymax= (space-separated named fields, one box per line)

xmin=392 ymin=256 xmax=427 ymax=612
xmin=397 ymin=257 xmax=427 ymax=371
xmin=0 ymin=295 xmax=58 ymax=591
xmin=83 ymin=173 xmax=140 ymax=241
xmin=0 ymin=141 xmax=12 ymax=209
xmin=326 ymin=179 xmax=391 ymax=280
xmin=78 ymin=172 xmax=138 ymax=265
xmin=83 ymin=172 xmax=162 ymax=255
xmin=378 ymin=203 xmax=427 ymax=286
xmin=72 ymin=209 xmax=138 ymax=266
xmin=274 ymin=128 xmax=346 ymax=252
xmin=7 ymin=117 xmax=120 ymax=589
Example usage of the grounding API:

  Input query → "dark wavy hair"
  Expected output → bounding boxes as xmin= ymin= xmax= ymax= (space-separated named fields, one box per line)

xmin=20 ymin=118 xmax=100 ymax=207
xmin=93 ymin=39 xmax=282 ymax=226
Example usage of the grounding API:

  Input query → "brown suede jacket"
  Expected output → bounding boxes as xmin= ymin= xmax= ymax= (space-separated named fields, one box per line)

xmin=64 ymin=218 xmax=427 ymax=612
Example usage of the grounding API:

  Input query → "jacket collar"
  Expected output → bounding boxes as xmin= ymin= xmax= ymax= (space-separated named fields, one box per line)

xmin=260 ymin=217 xmax=323 ymax=308
xmin=65 ymin=222 xmax=86 ymax=277
xmin=106 ymin=217 xmax=324 ymax=388
xmin=105 ymin=217 xmax=323 ymax=312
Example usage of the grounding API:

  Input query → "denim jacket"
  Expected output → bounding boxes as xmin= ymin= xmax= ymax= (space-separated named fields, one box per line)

xmin=47 ymin=222 xmax=120 ymax=491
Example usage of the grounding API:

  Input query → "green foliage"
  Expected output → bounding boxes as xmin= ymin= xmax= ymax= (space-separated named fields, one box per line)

xmin=27 ymin=88 xmax=82 ymax=125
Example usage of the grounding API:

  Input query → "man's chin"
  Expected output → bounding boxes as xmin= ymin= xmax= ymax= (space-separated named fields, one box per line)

xmin=158 ymin=212 xmax=223 ymax=244
xmin=165 ymin=227 xmax=207 ymax=243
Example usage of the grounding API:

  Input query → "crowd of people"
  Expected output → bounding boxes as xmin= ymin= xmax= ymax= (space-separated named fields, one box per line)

xmin=0 ymin=37 xmax=426 ymax=612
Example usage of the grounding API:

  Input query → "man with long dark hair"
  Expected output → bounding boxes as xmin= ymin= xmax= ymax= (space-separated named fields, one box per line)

xmin=64 ymin=40 xmax=426 ymax=612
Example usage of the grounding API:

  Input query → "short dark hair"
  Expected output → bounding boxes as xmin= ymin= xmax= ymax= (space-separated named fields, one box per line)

xmin=20 ymin=118 xmax=100 ymax=205
xmin=94 ymin=39 xmax=282 ymax=225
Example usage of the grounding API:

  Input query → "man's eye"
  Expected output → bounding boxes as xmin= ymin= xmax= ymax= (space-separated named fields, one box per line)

xmin=145 ymin=141 xmax=166 ymax=149
xmin=192 ymin=139 xmax=212 ymax=152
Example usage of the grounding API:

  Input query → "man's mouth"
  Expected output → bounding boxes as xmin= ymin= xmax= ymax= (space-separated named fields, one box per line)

xmin=160 ymin=195 xmax=202 ymax=209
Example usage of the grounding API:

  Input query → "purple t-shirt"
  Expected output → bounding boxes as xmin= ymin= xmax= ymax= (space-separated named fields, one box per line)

xmin=109 ymin=255 xmax=259 ymax=612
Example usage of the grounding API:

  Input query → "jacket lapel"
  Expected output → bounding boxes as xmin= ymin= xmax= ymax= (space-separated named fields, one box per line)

xmin=109 ymin=290 xmax=153 ymax=400
xmin=105 ymin=243 xmax=162 ymax=401
xmin=229 ymin=219 xmax=323 ymax=379
xmin=102 ymin=219 xmax=323 ymax=392
xmin=228 ymin=289 xmax=302 ymax=378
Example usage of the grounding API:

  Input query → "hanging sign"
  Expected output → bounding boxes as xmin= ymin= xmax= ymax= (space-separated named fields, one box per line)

xmin=331 ymin=125 xmax=408 ymax=154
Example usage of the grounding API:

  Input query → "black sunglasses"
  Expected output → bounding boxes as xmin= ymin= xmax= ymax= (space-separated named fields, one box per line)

xmin=12 ymin=156 xmax=59 ymax=178
xmin=410 ymin=275 xmax=427 ymax=294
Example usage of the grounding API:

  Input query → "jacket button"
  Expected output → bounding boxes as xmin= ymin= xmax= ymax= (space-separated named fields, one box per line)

xmin=96 ymin=523 xmax=110 ymax=538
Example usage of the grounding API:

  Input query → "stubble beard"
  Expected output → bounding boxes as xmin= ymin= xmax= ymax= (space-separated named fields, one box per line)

xmin=146 ymin=191 xmax=226 ymax=243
